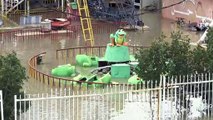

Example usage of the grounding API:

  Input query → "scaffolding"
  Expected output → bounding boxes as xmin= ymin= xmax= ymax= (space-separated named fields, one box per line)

xmin=88 ymin=0 xmax=143 ymax=28
xmin=1 ymin=0 xmax=63 ymax=15
xmin=77 ymin=0 xmax=94 ymax=46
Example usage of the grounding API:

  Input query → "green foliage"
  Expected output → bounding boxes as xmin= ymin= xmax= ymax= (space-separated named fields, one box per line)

xmin=167 ymin=31 xmax=192 ymax=76
xmin=135 ymin=31 xmax=202 ymax=82
xmin=206 ymin=27 xmax=213 ymax=72
xmin=0 ymin=52 xmax=27 ymax=120
xmin=206 ymin=27 xmax=213 ymax=47
xmin=135 ymin=34 xmax=170 ymax=81
xmin=191 ymin=46 xmax=208 ymax=73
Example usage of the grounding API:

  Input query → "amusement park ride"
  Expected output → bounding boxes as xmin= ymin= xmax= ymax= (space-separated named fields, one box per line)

xmin=48 ymin=0 xmax=143 ymax=85
xmin=51 ymin=29 xmax=143 ymax=85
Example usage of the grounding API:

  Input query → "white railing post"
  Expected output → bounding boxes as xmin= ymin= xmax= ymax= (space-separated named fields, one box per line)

xmin=158 ymin=75 xmax=162 ymax=120
xmin=161 ymin=75 xmax=166 ymax=120
xmin=0 ymin=91 xmax=3 ymax=120
xmin=174 ymin=76 xmax=177 ymax=120
xmin=157 ymin=81 xmax=161 ymax=120
xmin=14 ymin=95 xmax=17 ymax=120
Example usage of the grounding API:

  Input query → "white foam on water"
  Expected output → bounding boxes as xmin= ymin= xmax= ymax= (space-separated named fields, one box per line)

xmin=161 ymin=100 xmax=178 ymax=120
xmin=111 ymin=93 xmax=208 ymax=120
xmin=187 ymin=96 xmax=207 ymax=119
xmin=111 ymin=101 xmax=152 ymax=120
xmin=111 ymin=92 xmax=178 ymax=120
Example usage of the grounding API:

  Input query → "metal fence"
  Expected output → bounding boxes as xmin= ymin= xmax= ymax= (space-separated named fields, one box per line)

xmin=14 ymin=83 xmax=161 ymax=120
xmin=13 ymin=73 xmax=213 ymax=120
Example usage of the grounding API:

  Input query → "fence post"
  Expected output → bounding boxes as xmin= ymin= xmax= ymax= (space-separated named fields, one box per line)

xmin=174 ymin=76 xmax=177 ymax=120
xmin=14 ymin=95 xmax=17 ymax=120
xmin=162 ymin=75 xmax=166 ymax=120
xmin=158 ymin=78 xmax=162 ymax=120
xmin=0 ymin=91 xmax=3 ymax=120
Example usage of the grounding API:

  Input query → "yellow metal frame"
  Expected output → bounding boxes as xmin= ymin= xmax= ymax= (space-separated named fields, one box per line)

xmin=77 ymin=0 xmax=94 ymax=46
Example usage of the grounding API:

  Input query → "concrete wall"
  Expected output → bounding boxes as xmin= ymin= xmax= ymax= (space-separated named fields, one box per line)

xmin=162 ymin=0 xmax=213 ymax=22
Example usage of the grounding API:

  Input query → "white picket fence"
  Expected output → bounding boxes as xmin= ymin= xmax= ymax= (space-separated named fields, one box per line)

xmin=9 ymin=73 xmax=213 ymax=120
xmin=14 ymin=86 xmax=157 ymax=120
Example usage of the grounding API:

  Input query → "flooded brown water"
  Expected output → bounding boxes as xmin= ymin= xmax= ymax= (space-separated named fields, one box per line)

xmin=0 ymin=12 xmax=203 ymax=94
xmin=1 ymin=11 xmax=211 ymax=120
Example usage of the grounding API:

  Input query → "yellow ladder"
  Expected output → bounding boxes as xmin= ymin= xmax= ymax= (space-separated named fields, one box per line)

xmin=77 ymin=0 xmax=94 ymax=46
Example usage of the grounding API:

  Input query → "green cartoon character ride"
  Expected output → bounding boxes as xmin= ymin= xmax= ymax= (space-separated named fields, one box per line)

xmin=110 ymin=29 xmax=128 ymax=46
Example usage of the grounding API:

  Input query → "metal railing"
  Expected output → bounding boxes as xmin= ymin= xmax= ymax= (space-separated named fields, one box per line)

xmin=14 ymin=83 xmax=162 ymax=120
xmin=14 ymin=73 xmax=213 ymax=120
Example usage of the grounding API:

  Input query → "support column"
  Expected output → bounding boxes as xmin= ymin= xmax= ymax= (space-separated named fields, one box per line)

xmin=24 ymin=0 xmax=27 ymax=15
xmin=1 ymin=0 xmax=4 ymax=15
xmin=27 ymin=0 xmax=29 ymax=16
xmin=61 ymin=0 xmax=64 ymax=12
xmin=58 ymin=0 xmax=60 ymax=9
